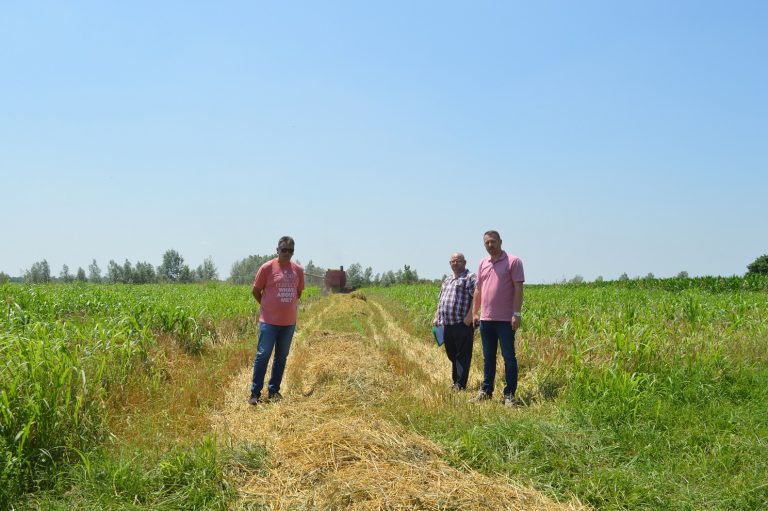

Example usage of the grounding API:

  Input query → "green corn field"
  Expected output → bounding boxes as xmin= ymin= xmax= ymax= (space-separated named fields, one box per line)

xmin=1 ymin=277 xmax=767 ymax=510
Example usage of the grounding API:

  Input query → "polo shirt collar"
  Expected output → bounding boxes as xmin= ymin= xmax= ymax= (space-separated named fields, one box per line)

xmin=488 ymin=251 xmax=508 ymax=264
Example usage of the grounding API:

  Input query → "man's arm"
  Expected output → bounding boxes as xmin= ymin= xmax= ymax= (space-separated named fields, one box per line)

xmin=463 ymin=276 xmax=476 ymax=326
xmin=252 ymin=286 xmax=264 ymax=303
xmin=511 ymin=281 xmax=524 ymax=330
xmin=433 ymin=285 xmax=444 ymax=326
xmin=297 ymin=270 xmax=305 ymax=300
xmin=471 ymin=287 xmax=481 ymax=326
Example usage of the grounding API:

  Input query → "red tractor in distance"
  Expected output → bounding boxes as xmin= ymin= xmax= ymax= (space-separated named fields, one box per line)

xmin=323 ymin=266 xmax=353 ymax=293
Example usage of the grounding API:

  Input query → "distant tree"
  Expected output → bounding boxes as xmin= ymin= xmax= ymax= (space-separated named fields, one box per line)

xmin=644 ymin=272 xmax=655 ymax=280
xmin=24 ymin=260 xmax=51 ymax=283
xmin=380 ymin=270 xmax=396 ymax=287
xmin=0 ymin=271 xmax=10 ymax=284
xmin=134 ymin=261 xmax=157 ymax=283
xmin=196 ymin=257 xmax=218 ymax=281
xmin=158 ymin=249 xmax=185 ymax=282
xmin=229 ymin=254 xmax=273 ymax=284
xmin=569 ymin=275 xmax=584 ymax=284
xmin=676 ymin=271 xmax=689 ymax=278
xmin=59 ymin=264 xmax=74 ymax=283
xmin=747 ymin=254 xmax=768 ymax=275
xmin=122 ymin=259 xmax=134 ymax=284
xmin=595 ymin=275 xmax=604 ymax=283
xmin=88 ymin=259 xmax=102 ymax=283
xmin=401 ymin=265 xmax=418 ymax=284
xmin=179 ymin=264 xmax=194 ymax=283
xmin=76 ymin=267 xmax=87 ymax=282
xmin=618 ymin=272 xmax=629 ymax=281
xmin=363 ymin=266 xmax=373 ymax=286
xmin=106 ymin=260 xmax=123 ymax=284
xmin=346 ymin=263 xmax=365 ymax=288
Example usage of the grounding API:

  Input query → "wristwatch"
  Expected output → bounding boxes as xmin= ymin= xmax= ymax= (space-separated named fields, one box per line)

xmin=513 ymin=312 xmax=522 ymax=318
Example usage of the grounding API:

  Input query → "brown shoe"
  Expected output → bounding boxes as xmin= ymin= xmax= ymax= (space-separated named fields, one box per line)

xmin=468 ymin=390 xmax=491 ymax=403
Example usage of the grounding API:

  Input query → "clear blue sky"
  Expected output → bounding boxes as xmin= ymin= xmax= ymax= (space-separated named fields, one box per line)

xmin=2 ymin=1 xmax=766 ymax=283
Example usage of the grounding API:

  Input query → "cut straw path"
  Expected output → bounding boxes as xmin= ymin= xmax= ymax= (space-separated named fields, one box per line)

xmin=212 ymin=294 xmax=587 ymax=510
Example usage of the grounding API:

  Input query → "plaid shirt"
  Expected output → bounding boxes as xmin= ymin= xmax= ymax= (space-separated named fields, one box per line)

xmin=436 ymin=269 xmax=477 ymax=325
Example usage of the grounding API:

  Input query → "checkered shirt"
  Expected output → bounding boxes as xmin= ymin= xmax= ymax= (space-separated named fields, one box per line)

xmin=436 ymin=269 xmax=477 ymax=325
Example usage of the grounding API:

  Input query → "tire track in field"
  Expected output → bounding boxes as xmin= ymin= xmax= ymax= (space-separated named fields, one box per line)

xmin=212 ymin=294 xmax=588 ymax=511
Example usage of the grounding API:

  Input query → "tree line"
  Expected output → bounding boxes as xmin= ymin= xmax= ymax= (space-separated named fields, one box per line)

xmin=9 ymin=253 xmax=764 ymax=287
xmin=12 ymin=250 xmax=218 ymax=284
xmin=4 ymin=250 xmax=426 ymax=287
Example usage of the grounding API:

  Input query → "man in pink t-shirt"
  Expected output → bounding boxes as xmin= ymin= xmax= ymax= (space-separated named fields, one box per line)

xmin=248 ymin=236 xmax=305 ymax=405
xmin=470 ymin=230 xmax=525 ymax=407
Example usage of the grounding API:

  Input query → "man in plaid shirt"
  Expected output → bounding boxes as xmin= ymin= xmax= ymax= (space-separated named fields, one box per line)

xmin=433 ymin=252 xmax=477 ymax=391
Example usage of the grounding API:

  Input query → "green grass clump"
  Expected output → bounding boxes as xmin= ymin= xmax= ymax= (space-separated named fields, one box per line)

xmin=12 ymin=437 xmax=269 ymax=510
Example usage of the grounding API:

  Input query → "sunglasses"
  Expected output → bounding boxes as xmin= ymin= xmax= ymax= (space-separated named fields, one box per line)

xmin=279 ymin=247 xmax=294 ymax=254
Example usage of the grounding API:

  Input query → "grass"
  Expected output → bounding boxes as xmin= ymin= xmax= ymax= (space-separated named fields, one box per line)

xmin=370 ymin=280 xmax=768 ymax=510
xmin=1 ymin=283 xmax=319 ymax=509
xmin=14 ymin=437 xmax=271 ymax=510
xmin=3 ymin=278 xmax=767 ymax=509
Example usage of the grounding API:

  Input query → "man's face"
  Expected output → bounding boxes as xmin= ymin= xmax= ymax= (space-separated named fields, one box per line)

xmin=277 ymin=241 xmax=295 ymax=263
xmin=449 ymin=254 xmax=466 ymax=274
xmin=483 ymin=234 xmax=502 ymax=257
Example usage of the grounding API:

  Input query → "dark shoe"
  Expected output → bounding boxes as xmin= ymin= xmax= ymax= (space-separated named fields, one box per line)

xmin=468 ymin=390 xmax=491 ymax=403
xmin=267 ymin=391 xmax=283 ymax=402
xmin=248 ymin=394 xmax=260 ymax=406
xmin=503 ymin=394 xmax=520 ymax=408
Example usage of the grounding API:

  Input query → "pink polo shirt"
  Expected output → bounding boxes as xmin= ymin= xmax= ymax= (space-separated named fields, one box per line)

xmin=253 ymin=258 xmax=305 ymax=326
xmin=476 ymin=251 xmax=525 ymax=321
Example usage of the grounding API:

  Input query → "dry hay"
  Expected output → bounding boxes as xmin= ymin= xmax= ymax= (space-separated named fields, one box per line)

xmin=213 ymin=295 xmax=588 ymax=511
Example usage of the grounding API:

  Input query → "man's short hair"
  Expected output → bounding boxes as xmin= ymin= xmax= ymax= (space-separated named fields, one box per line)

xmin=278 ymin=236 xmax=295 ymax=247
xmin=483 ymin=230 xmax=501 ymax=241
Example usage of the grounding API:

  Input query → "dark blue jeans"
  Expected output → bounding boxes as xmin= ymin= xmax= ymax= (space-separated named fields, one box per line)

xmin=251 ymin=322 xmax=296 ymax=397
xmin=479 ymin=320 xmax=517 ymax=397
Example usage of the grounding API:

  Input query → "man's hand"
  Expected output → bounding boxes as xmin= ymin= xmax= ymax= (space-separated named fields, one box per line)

xmin=511 ymin=316 xmax=521 ymax=331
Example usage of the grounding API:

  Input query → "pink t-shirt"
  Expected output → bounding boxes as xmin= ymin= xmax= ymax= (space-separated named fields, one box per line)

xmin=476 ymin=251 xmax=525 ymax=321
xmin=253 ymin=259 xmax=305 ymax=326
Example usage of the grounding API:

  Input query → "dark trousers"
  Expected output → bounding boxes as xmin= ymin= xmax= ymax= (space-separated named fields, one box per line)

xmin=479 ymin=320 xmax=517 ymax=397
xmin=443 ymin=323 xmax=474 ymax=389
xmin=251 ymin=322 xmax=296 ymax=397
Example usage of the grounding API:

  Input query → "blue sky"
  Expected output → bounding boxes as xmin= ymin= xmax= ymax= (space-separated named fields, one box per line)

xmin=2 ymin=1 xmax=766 ymax=283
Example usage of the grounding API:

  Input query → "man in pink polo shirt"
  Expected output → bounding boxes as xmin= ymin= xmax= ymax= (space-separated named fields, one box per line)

xmin=248 ymin=236 xmax=305 ymax=405
xmin=470 ymin=230 xmax=525 ymax=407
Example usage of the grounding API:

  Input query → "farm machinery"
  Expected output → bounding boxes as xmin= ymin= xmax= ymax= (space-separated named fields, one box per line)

xmin=323 ymin=266 xmax=354 ymax=293
xmin=305 ymin=266 xmax=354 ymax=293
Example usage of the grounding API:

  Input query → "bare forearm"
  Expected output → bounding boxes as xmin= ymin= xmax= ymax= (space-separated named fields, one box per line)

xmin=512 ymin=283 xmax=524 ymax=313
xmin=472 ymin=289 xmax=481 ymax=318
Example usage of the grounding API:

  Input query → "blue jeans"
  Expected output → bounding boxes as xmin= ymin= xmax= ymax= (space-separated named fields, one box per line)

xmin=251 ymin=322 xmax=296 ymax=397
xmin=479 ymin=320 xmax=517 ymax=397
